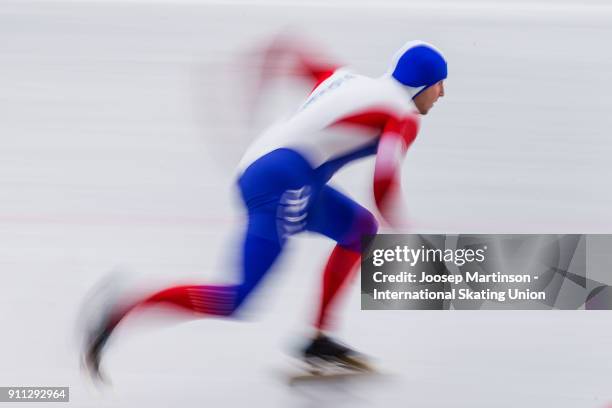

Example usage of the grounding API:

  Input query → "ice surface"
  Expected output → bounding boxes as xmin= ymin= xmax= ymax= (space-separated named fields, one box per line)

xmin=0 ymin=1 xmax=611 ymax=407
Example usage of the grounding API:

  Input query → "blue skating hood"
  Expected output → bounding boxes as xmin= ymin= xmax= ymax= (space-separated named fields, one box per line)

xmin=387 ymin=40 xmax=447 ymax=98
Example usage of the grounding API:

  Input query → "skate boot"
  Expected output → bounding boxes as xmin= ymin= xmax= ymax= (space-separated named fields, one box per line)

xmin=83 ymin=324 xmax=113 ymax=383
xmin=302 ymin=335 xmax=372 ymax=373
xmin=78 ymin=270 xmax=130 ymax=384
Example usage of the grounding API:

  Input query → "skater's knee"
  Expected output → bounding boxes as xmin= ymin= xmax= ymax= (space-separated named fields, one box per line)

xmin=340 ymin=209 xmax=378 ymax=252
xmin=358 ymin=210 xmax=379 ymax=237
xmin=231 ymin=282 xmax=259 ymax=314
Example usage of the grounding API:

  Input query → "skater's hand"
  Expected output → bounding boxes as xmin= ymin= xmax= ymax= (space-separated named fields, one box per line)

xmin=374 ymin=179 xmax=412 ymax=231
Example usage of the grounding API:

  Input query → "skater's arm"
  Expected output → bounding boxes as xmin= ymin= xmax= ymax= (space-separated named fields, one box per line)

xmin=257 ymin=34 xmax=341 ymax=89
xmin=294 ymin=50 xmax=340 ymax=89
xmin=244 ymin=34 xmax=341 ymax=123
xmin=373 ymin=114 xmax=420 ymax=227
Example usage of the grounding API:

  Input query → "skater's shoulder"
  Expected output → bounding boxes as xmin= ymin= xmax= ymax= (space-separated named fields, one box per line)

xmin=302 ymin=68 xmax=415 ymax=115
xmin=321 ymin=68 xmax=387 ymax=91
xmin=342 ymin=73 xmax=418 ymax=119
xmin=338 ymin=70 xmax=418 ymax=113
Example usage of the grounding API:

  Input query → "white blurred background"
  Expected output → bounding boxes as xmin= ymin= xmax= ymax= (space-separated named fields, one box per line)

xmin=1 ymin=1 xmax=611 ymax=407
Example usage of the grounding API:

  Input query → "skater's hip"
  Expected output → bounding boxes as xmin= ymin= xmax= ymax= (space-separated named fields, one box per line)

xmin=237 ymin=148 xmax=323 ymax=209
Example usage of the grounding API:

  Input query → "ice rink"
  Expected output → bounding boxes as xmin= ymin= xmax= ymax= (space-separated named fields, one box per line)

xmin=1 ymin=1 xmax=611 ymax=406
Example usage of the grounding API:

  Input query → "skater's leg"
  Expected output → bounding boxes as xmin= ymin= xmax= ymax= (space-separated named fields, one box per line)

xmin=314 ymin=246 xmax=361 ymax=330
xmin=105 ymin=212 xmax=283 ymax=330
xmin=84 ymin=214 xmax=284 ymax=381
xmin=306 ymin=186 xmax=378 ymax=330
xmin=83 ymin=148 xmax=315 ymax=379
xmin=102 ymin=151 xmax=313 ymax=330
xmin=95 ymin=150 xmax=315 ymax=333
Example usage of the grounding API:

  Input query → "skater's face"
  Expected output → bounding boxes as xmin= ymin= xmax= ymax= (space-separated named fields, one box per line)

xmin=413 ymin=80 xmax=445 ymax=115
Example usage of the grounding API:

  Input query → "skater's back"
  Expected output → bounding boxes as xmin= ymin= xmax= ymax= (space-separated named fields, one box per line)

xmin=238 ymin=68 xmax=423 ymax=180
